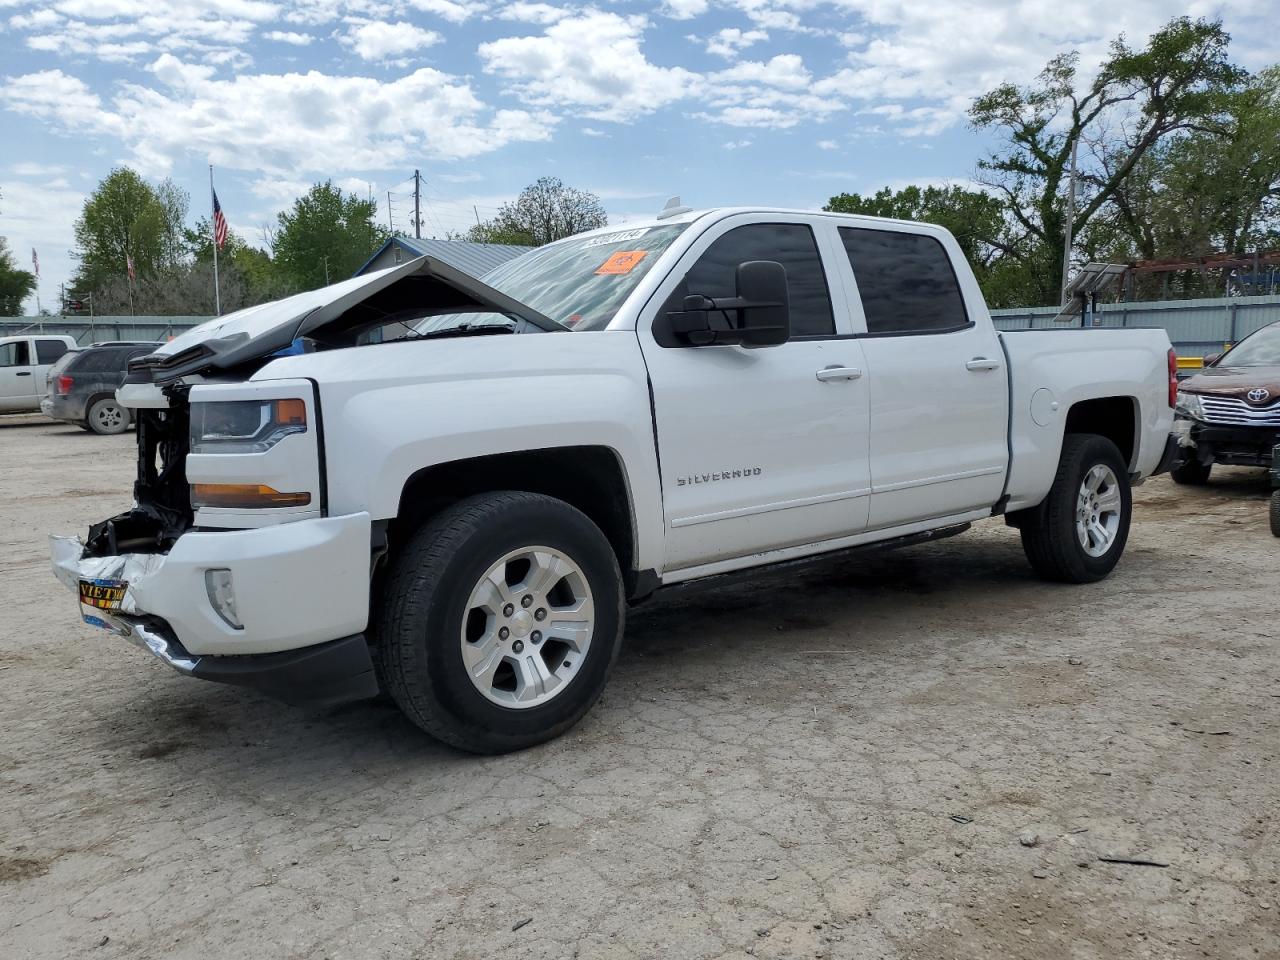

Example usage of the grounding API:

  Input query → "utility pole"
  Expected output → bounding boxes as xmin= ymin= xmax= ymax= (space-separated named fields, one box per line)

xmin=413 ymin=168 xmax=421 ymax=240
xmin=387 ymin=190 xmax=393 ymax=232
xmin=474 ymin=205 xmax=481 ymax=228
xmin=1060 ymin=135 xmax=1078 ymax=305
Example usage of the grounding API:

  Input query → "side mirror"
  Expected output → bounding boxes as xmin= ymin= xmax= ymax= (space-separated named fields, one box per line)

xmin=1203 ymin=352 xmax=1223 ymax=367
xmin=666 ymin=260 xmax=791 ymax=348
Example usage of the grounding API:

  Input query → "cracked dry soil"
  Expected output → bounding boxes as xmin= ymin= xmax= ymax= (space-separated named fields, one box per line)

xmin=1 ymin=415 xmax=1277 ymax=960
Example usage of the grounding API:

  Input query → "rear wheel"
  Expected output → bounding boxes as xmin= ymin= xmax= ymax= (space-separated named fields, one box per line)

xmin=376 ymin=492 xmax=624 ymax=754
xmin=1017 ymin=434 xmax=1132 ymax=583
xmin=86 ymin=397 xmax=129 ymax=435
xmin=1270 ymin=491 xmax=1280 ymax=538
xmin=1170 ymin=456 xmax=1211 ymax=485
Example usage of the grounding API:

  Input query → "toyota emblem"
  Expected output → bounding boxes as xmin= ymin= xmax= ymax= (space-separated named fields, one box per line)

xmin=1247 ymin=387 xmax=1270 ymax=403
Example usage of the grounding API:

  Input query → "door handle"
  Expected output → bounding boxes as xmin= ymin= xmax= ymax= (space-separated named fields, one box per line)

xmin=965 ymin=358 xmax=1002 ymax=371
xmin=815 ymin=365 xmax=863 ymax=382
xmin=15 ymin=371 xmax=32 ymax=377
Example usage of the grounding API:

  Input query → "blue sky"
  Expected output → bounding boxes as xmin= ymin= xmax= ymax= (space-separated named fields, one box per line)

xmin=0 ymin=0 xmax=1272 ymax=312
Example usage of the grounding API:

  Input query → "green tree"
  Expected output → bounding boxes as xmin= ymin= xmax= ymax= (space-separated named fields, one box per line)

xmin=969 ymin=16 xmax=1243 ymax=305
xmin=1099 ymin=66 xmax=1280 ymax=262
xmin=0 ymin=235 xmax=37 ymax=315
xmin=271 ymin=181 xmax=386 ymax=291
xmin=825 ymin=185 xmax=1009 ymax=263
xmin=72 ymin=167 xmax=188 ymax=293
xmin=467 ymin=177 xmax=607 ymax=247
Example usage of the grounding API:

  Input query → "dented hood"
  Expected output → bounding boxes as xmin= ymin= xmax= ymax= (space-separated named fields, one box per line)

xmin=129 ymin=255 xmax=561 ymax=382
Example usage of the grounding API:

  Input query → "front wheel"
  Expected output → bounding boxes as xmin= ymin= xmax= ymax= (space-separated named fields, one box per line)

xmin=376 ymin=492 xmax=625 ymax=754
xmin=1016 ymin=434 xmax=1132 ymax=583
xmin=1170 ymin=456 xmax=1211 ymax=486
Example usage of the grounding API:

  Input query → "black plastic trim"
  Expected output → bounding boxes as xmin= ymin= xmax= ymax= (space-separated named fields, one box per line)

xmin=1151 ymin=434 xmax=1181 ymax=476
xmin=191 ymin=633 xmax=378 ymax=708
xmin=307 ymin=378 xmax=329 ymax=518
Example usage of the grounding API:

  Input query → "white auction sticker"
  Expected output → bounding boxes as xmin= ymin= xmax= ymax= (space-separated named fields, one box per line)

xmin=581 ymin=228 xmax=650 ymax=248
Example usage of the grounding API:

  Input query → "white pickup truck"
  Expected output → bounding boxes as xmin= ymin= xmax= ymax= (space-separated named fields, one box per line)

xmin=51 ymin=207 xmax=1179 ymax=753
xmin=1 ymin=333 xmax=76 ymax=412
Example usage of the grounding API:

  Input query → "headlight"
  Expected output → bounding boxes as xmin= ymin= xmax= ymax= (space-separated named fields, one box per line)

xmin=190 ymin=398 xmax=307 ymax=454
xmin=1175 ymin=391 xmax=1204 ymax=420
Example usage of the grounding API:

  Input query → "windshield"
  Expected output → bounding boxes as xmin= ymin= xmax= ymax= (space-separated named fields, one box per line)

xmin=1222 ymin=323 xmax=1280 ymax=366
xmin=410 ymin=224 xmax=688 ymax=336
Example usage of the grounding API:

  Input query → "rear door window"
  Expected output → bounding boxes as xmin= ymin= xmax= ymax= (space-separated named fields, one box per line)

xmin=72 ymin=347 xmax=133 ymax=373
xmin=839 ymin=228 xmax=969 ymax=335
xmin=36 ymin=339 xmax=69 ymax=364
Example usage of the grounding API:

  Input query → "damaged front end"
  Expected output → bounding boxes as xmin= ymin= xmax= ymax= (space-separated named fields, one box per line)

xmin=86 ymin=385 xmax=194 ymax=557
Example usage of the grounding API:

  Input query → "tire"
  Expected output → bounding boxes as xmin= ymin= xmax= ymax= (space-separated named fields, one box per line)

xmin=376 ymin=492 xmax=625 ymax=754
xmin=1170 ymin=456 xmax=1211 ymax=486
xmin=1017 ymin=434 xmax=1132 ymax=584
xmin=1270 ymin=492 xmax=1280 ymax=538
xmin=86 ymin=397 xmax=129 ymax=435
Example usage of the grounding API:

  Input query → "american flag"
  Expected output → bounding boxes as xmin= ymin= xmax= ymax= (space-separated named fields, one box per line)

xmin=31 ymin=248 xmax=38 ymax=277
xmin=126 ymin=254 xmax=135 ymax=282
xmin=212 ymin=189 xmax=228 ymax=249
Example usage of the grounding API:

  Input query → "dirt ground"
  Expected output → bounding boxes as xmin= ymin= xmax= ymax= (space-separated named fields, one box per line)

xmin=0 ymin=412 xmax=1276 ymax=960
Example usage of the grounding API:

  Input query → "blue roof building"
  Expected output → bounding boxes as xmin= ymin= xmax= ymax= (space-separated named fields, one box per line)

xmin=355 ymin=236 xmax=531 ymax=279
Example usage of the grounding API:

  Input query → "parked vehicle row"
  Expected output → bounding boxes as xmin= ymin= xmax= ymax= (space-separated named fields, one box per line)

xmin=0 ymin=333 xmax=160 ymax=433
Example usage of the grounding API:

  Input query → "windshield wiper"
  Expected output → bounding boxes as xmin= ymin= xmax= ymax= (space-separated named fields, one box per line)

xmin=399 ymin=321 xmax=517 ymax=342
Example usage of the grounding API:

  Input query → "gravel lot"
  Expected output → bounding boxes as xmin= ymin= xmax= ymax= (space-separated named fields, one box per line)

xmin=1 ymin=412 xmax=1277 ymax=960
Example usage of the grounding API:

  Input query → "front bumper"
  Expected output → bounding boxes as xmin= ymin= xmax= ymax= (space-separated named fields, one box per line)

xmin=1179 ymin=418 xmax=1280 ymax=467
xmin=51 ymin=512 xmax=373 ymax=656
xmin=110 ymin=617 xmax=377 ymax=707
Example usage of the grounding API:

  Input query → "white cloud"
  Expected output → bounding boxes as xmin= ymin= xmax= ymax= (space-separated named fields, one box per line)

xmin=816 ymin=139 xmax=837 ymax=150
xmin=581 ymin=126 xmax=608 ymax=137
xmin=723 ymin=139 xmax=752 ymax=149
xmin=480 ymin=12 xmax=699 ymax=123
xmin=340 ymin=20 xmax=442 ymax=61
xmin=662 ymin=0 xmax=707 ymax=20
xmin=704 ymin=27 xmax=767 ymax=59
xmin=1 ymin=55 xmax=556 ymax=176
xmin=264 ymin=30 xmax=312 ymax=44
xmin=405 ymin=0 xmax=483 ymax=24
xmin=495 ymin=2 xmax=569 ymax=24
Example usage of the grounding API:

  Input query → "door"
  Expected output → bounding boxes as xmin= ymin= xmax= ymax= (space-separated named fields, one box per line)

xmin=0 ymin=339 xmax=38 ymax=411
xmin=639 ymin=217 xmax=871 ymax=572
xmin=33 ymin=338 xmax=70 ymax=395
xmin=836 ymin=226 xmax=1008 ymax=529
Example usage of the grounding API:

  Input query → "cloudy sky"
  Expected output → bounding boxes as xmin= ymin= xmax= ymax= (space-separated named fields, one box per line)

xmin=0 ymin=0 xmax=1271 ymax=312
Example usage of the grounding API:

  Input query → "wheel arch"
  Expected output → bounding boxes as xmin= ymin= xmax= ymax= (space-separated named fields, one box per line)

xmin=388 ymin=445 xmax=643 ymax=595
xmin=1063 ymin=395 xmax=1138 ymax=471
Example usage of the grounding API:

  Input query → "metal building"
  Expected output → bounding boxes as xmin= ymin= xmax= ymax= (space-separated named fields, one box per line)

xmin=354 ymin=237 xmax=531 ymax=278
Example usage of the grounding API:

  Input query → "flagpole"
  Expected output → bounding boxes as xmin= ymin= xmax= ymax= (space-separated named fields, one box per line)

xmin=210 ymin=163 xmax=222 ymax=317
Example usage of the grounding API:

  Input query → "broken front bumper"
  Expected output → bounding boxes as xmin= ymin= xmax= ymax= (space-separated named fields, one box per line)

xmin=50 ymin=512 xmax=379 ymax=706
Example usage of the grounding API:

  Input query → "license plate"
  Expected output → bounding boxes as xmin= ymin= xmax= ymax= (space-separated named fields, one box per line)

xmin=80 ymin=577 xmax=126 ymax=610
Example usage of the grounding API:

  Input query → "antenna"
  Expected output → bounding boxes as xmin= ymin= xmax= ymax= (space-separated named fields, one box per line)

xmin=657 ymin=196 xmax=693 ymax=220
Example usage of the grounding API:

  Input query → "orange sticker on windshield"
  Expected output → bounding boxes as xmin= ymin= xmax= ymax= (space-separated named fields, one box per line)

xmin=595 ymin=250 xmax=648 ymax=275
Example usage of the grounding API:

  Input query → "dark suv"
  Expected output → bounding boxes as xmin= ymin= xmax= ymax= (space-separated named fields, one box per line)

xmin=41 ymin=342 xmax=162 ymax=434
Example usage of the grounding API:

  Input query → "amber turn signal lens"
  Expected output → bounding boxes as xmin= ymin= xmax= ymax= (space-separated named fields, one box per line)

xmin=191 ymin=483 xmax=312 ymax=509
xmin=274 ymin=398 xmax=307 ymax=425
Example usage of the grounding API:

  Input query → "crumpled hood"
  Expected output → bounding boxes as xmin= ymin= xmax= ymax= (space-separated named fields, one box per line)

xmin=127 ymin=255 xmax=559 ymax=383
xmin=1181 ymin=363 xmax=1280 ymax=403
